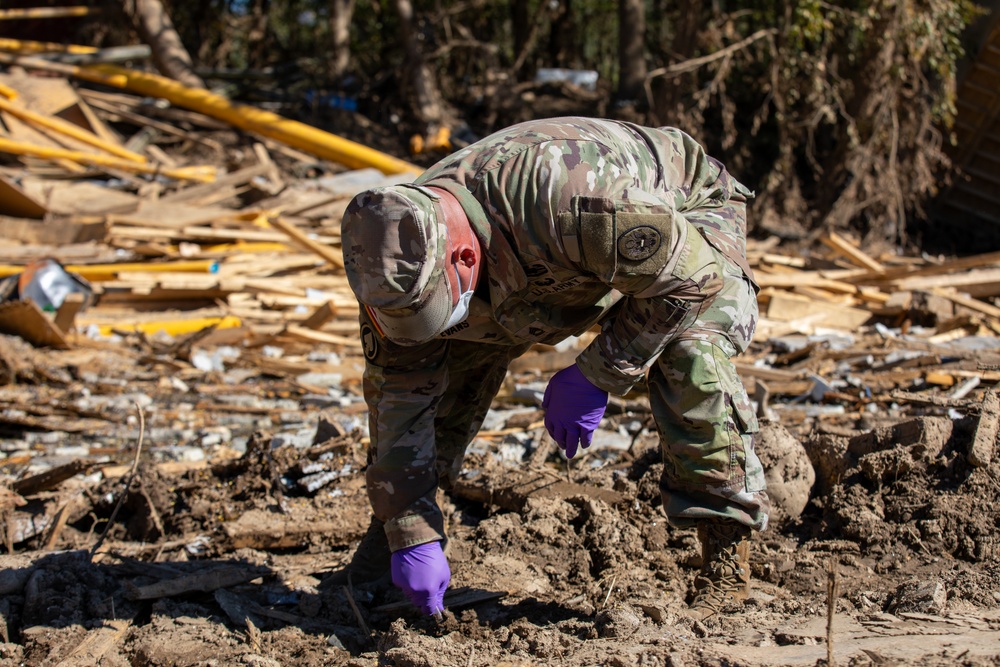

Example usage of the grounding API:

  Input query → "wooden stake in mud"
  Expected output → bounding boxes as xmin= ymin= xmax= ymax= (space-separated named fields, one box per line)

xmin=89 ymin=402 xmax=145 ymax=562
xmin=826 ymin=557 xmax=838 ymax=667
xmin=343 ymin=580 xmax=372 ymax=644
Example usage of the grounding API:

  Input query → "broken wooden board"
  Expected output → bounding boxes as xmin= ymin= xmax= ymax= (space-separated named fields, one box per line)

xmin=52 ymin=618 xmax=131 ymax=667
xmin=17 ymin=179 xmax=138 ymax=216
xmin=765 ymin=292 xmax=873 ymax=332
xmin=452 ymin=468 xmax=628 ymax=513
xmin=222 ymin=508 xmax=359 ymax=550
xmin=0 ymin=215 xmax=106 ymax=245
xmin=127 ymin=564 xmax=271 ymax=600
xmin=0 ymin=300 xmax=69 ymax=349
xmin=0 ymin=174 xmax=46 ymax=218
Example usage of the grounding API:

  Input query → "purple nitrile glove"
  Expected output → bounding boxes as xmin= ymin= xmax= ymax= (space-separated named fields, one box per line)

xmin=542 ymin=363 xmax=609 ymax=459
xmin=390 ymin=541 xmax=450 ymax=616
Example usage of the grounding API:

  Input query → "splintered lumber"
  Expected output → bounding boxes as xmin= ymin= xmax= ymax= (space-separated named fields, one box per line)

xmin=0 ymin=259 xmax=218 ymax=280
xmin=0 ymin=7 xmax=97 ymax=20
xmin=265 ymin=216 xmax=345 ymax=268
xmin=0 ymin=136 xmax=215 ymax=182
xmin=754 ymin=269 xmax=864 ymax=293
xmin=821 ymin=232 xmax=885 ymax=273
xmin=969 ymin=389 xmax=999 ymax=467
xmin=893 ymin=268 xmax=1000 ymax=294
xmin=765 ymin=292 xmax=872 ymax=331
xmin=159 ymin=162 xmax=271 ymax=205
xmin=223 ymin=509 xmax=355 ymax=550
xmin=374 ymin=586 xmax=506 ymax=613
xmin=930 ymin=288 xmax=1000 ymax=320
xmin=0 ymin=96 xmax=145 ymax=162
xmin=0 ymin=38 xmax=97 ymax=55
xmin=91 ymin=315 xmax=243 ymax=337
xmin=127 ymin=564 xmax=270 ymax=600
xmin=53 ymin=619 xmax=131 ymax=667
xmin=452 ymin=469 xmax=627 ymax=512
xmin=281 ymin=324 xmax=363 ymax=347
xmin=0 ymin=56 xmax=422 ymax=176
xmin=12 ymin=459 xmax=92 ymax=496
xmin=0 ymin=173 xmax=46 ymax=218
xmin=0 ymin=300 xmax=69 ymax=349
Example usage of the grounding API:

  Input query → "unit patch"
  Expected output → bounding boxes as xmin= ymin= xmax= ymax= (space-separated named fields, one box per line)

xmin=361 ymin=322 xmax=379 ymax=361
xmin=617 ymin=225 xmax=662 ymax=261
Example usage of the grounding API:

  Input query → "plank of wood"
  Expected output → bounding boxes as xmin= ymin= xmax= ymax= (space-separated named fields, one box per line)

xmin=766 ymin=292 xmax=873 ymax=331
xmin=374 ymin=586 xmax=506 ymax=613
xmin=893 ymin=267 xmax=1000 ymax=293
xmin=18 ymin=178 xmax=139 ymax=216
xmin=82 ymin=95 xmax=227 ymax=152
xmin=451 ymin=469 xmax=627 ymax=513
xmin=0 ymin=173 xmax=46 ymax=217
xmin=128 ymin=565 xmax=269 ymax=600
xmin=0 ymin=300 xmax=69 ymax=349
xmin=754 ymin=270 xmax=865 ymax=293
xmin=158 ymin=162 xmax=270 ymax=205
xmin=53 ymin=618 xmax=131 ymax=667
xmin=281 ymin=324 xmax=363 ymax=347
xmin=821 ymin=231 xmax=885 ymax=273
xmin=110 ymin=200 xmax=238 ymax=229
xmin=929 ymin=287 xmax=1000 ymax=320
xmin=222 ymin=509 xmax=354 ymax=550
xmin=12 ymin=459 xmax=92 ymax=496
xmin=266 ymin=216 xmax=345 ymax=268
xmin=0 ymin=215 xmax=106 ymax=244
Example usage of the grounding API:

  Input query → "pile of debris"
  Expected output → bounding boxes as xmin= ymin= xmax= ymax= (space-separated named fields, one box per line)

xmin=1 ymin=61 xmax=1000 ymax=666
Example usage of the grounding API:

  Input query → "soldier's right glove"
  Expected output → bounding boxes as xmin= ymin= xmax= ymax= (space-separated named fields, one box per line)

xmin=390 ymin=540 xmax=450 ymax=616
xmin=542 ymin=363 xmax=609 ymax=458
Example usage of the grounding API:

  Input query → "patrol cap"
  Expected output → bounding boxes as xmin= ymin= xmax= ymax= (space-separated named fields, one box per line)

xmin=341 ymin=184 xmax=453 ymax=345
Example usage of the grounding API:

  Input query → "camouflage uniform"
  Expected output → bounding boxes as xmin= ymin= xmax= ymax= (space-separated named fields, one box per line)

xmin=350 ymin=117 xmax=770 ymax=552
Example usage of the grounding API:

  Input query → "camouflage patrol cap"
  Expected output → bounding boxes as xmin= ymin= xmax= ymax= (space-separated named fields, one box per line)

xmin=341 ymin=184 xmax=453 ymax=345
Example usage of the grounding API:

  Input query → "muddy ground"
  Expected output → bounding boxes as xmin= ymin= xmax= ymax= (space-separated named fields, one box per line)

xmin=1 ymin=329 xmax=1000 ymax=667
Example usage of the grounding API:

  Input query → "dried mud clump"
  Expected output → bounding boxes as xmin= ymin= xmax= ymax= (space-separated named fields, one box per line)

xmin=814 ymin=416 xmax=999 ymax=563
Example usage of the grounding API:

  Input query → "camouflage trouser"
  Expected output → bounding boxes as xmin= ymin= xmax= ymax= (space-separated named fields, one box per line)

xmin=648 ymin=265 xmax=770 ymax=532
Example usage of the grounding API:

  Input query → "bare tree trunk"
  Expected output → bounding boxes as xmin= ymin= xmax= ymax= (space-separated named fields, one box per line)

xmin=548 ymin=0 xmax=580 ymax=68
xmin=511 ymin=0 xmax=532 ymax=77
xmin=389 ymin=0 xmax=444 ymax=130
xmin=123 ymin=0 xmax=204 ymax=89
xmin=329 ymin=0 xmax=355 ymax=79
xmin=617 ymin=0 xmax=647 ymax=103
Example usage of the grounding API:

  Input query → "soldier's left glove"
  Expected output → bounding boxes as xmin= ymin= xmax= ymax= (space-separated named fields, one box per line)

xmin=542 ymin=363 xmax=608 ymax=458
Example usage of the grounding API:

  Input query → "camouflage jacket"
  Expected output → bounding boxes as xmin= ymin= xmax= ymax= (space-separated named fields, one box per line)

xmin=361 ymin=117 xmax=755 ymax=550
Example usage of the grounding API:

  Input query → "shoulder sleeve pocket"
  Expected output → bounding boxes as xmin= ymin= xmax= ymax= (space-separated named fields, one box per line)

xmin=560 ymin=195 xmax=679 ymax=283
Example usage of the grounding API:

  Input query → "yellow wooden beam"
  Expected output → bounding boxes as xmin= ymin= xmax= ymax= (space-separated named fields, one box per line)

xmin=0 ymin=53 xmax=424 ymax=176
xmin=93 ymin=315 xmax=242 ymax=338
xmin=0 ymin=7 xmax=96 ymax=20
xmin=77 ymin=64 xmax=423 ymax=176
xmin=0 ymin=38 xmax=97 ymax=54
xmin=0 ymin=136 xmax=215 ymax=182
xmin=0 ymin=96 xmax=146 ymax=162
xmin=0 ymin=260 xmax=219 ymax=280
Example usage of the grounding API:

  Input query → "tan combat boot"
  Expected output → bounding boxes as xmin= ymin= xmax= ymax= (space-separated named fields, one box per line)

xmin=686 ymin=518 xmax=752 ymax=621
xmin=323 ymin=515 xmax=392 ymax=587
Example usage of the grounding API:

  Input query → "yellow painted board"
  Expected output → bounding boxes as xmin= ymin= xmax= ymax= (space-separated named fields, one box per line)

xmin=0 ymin=38 xmax=97 ymax=54
xmin=0 ymin=260 xmax=218 ymax=280
xmin=0 ymin=136 xmax=215 ymax=182
xmin=95 ymin=315 xmax=242 ymax=337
